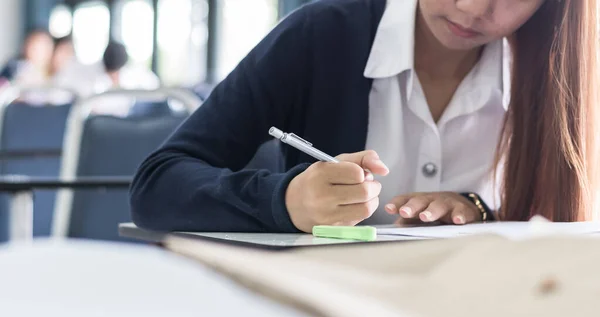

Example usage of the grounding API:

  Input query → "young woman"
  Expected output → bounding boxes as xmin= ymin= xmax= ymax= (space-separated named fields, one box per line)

xmin=130 ymin=0 xmax=599 ymax=233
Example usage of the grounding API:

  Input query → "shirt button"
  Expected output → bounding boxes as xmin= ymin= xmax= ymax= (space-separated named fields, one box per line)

xmin=422 ymin=163 xmax=438 ymax=178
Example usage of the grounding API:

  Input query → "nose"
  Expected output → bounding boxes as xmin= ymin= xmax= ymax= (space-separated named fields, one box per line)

xmin=455 ymin=0 xmax=493 ymax=18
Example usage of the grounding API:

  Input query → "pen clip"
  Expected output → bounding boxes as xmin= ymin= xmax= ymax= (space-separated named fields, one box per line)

xmin=288 ymin=133 xmax=313 ymax=147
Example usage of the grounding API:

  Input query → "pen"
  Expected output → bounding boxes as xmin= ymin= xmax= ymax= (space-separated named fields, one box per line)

xmin=269 ymin=127 xmax=339 ymax=163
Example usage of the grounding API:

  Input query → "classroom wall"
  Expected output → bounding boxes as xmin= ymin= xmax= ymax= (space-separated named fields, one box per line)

xmin=0 ymin=0 xmax=24 ymax=65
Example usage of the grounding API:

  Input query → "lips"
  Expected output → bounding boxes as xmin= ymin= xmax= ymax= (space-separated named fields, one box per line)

xmin=446 ymin=19 xmax=480 ymax=38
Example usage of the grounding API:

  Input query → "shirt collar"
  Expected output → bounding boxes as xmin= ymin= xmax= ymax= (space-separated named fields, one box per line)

xmin=363 ymin=0 xmax=508 ymax=110
xmin=364 ymin=0 xmax=417 ymax=79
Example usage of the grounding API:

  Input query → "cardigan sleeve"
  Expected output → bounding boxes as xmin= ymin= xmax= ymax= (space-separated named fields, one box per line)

xmin=129 ymin=6 xmax=315 ymax=233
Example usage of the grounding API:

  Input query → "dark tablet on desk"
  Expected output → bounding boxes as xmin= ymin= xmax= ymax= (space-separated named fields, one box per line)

xmin=118 ymin=223 xmax=424 ymax=251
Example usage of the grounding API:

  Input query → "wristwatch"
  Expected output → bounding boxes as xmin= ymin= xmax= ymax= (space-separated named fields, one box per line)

xmin=460 ymin=192 xmax=495 ymax=222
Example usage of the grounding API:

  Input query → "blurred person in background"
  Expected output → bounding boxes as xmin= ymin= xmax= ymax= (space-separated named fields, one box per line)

xmin=90 ymin=41 xmax=160 ymax=116
xmin=51 ymin=35 xmax=102 ymax=99
xmin=50 ymin=36 xmax=75 ymax=76
xmin=0 ymin=29 xmax=54 ymax=87
xmin=95 ymin=41 xmax=159 ymax=92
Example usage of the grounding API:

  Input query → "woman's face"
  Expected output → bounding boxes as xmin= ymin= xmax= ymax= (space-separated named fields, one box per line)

xmin=418 ymin=0 xmax=546 ymax=50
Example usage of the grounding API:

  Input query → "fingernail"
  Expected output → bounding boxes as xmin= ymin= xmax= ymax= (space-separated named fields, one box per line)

xmin=365 ymin=172 xmax=374 ymax=181
xmin=385 ymin=204 xmax=396 ymax=214
xmin=400 ymin=207 xmax=412 ymax=218
xmin=420 ymin=211 xmax=432 ymax=222
xmin=454 ymin=215 xmax=466 ymax=225
xmin=376 ymin=160 xmax=390 ymax=173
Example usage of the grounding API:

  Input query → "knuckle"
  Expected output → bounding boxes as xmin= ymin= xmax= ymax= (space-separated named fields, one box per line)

xmin=408 ymin=196 xmax=428 ymax=206
xmin=362 ymin=182 xmax=382 ymax=200
xmin=305 ymin=164 xmax=322 ymax=179
xmin=431 ymin=199 xmax=450 ymax=210
xmin=391 ymin=194 xmax=408 ymax=205
xmin=360 ymin=199 xmax=379 ymax=219
xmin=364 ymin=149 xmax=378 ymax=157
xmin=358 ymin=183 xmax=371 ymax=200
xmin=307 ymin=162 xmax=321 ymax=172
xmin=346 ymin=164 xmax=365 ymax=182
xmin=454 ymin=202 xmax=470 ymax=211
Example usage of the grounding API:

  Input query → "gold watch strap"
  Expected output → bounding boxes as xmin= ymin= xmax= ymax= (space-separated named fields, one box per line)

xmin=467 ymin=193 xmax=487 ymax=222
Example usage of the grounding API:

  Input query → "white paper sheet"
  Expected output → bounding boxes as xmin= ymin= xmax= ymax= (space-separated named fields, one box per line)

xmin=377 ymin=221 xmax=600 ymax=240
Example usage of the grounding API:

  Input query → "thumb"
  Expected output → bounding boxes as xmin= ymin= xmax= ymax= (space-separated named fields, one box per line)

xmin=336 ymin=150 xmax=390 ymax=176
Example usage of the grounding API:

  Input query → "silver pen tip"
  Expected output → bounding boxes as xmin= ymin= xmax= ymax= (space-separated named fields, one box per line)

xmin=269 ymin=127 xmax=284 ymax=139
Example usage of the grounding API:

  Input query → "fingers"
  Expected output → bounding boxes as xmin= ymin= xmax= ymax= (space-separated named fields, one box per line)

xmin=290 ymin=150 xmax=388 ymax=232
xmin=329 ymin=181 xmax=382 ymax=205
xmin=418 ymin=199 xmax=452 ymax=222
xmin=337 ymin=150 xmax=390 ymax=176
xmin=312 ymin=150 xmax=389 ymax=186
xmin=387 ymin=193 xmax=481 ymax=225
xmin=422 ymin=200 xmax=479 ymax=224
xmin=388 ymin=195 xmax=432 ymax=219
xmin=311 ymin=161 xmax=366 ymax=185
xmin=449 ymin=203 xmax=481 ymax=225
xmin=336 ymin=197 xmax=380 ymax=223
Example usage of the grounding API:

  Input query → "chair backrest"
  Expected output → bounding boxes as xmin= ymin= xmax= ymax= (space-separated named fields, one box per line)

xmin=191 ymin=82 xmax=216 ymax=101
xmin=128 ymin=100 xmax=173 ymax=118
xmin=0 ymin=85 xmax=77 ymax=241
xmin=53 ymin=88 xmax=201 ymax=242
xmin=67 ymin=114 xmax=186 ymax=241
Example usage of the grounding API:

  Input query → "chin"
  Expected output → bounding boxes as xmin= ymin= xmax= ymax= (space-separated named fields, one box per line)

xmin=440 ymin=39 xmax=481 ymax=51
xmin=429 ymin=19 xmax=488 ymax=51
xmin=435 ymin=32 xmax=486 ymax=51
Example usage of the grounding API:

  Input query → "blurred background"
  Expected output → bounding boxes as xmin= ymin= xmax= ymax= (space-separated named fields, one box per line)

xmin=0 ymin=0 xmax=312 ymax=244
xmin=0 ymin=0 xmax=312 ymax=91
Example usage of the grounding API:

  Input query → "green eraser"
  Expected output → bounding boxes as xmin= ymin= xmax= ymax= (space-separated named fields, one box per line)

xmin=312 ymin=225 xmax=377 ymax=241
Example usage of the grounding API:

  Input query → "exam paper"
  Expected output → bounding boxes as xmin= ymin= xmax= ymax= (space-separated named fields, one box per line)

xmin=376 ymin=221 xmax=600 ymax=240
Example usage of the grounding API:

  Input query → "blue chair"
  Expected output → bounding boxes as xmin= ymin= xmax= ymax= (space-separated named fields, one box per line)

xmin=191 ymin=82 xmax=216 ymax=101
xmin=0 ymin=85 xmax=76 ymax=242
xmin=128 ymin=100 xmax=174 ymax=118
xmin=53 ymin=88 xmax=200 ymax=242
xmin=67 ymin=114 xmax=186 ymax=241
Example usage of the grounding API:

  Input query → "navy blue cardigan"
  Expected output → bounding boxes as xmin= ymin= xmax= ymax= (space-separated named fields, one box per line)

xmin=130 ymin=0 xmax=388 ymax=233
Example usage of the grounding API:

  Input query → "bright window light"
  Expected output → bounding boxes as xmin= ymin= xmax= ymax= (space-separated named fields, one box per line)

xmin=121 ymin=0 xmax=154 ymax=66
xmin=72 ymin=2 xmax=110 ymax=65
xmin=158 ymin=0 xmax=192 ymax=50
xmin=157 ymin=0 xmax=208 ymax=86
xmin=49 ymin=4 xmax=73 ymax=38
xmin=216 ymin=0 xmax=277 ymax=80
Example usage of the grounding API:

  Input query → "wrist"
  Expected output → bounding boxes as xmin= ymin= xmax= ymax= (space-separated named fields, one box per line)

xmin=271 ymin=164 xmax=310 ymax=233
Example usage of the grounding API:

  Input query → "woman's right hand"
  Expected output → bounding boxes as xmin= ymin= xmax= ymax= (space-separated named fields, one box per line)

xmin=285 ymin=150 xmax=390 ymax=232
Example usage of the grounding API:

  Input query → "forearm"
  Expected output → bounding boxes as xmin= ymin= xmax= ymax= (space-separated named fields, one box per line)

xmin=130 ymin=151 xmax=310 ymax=233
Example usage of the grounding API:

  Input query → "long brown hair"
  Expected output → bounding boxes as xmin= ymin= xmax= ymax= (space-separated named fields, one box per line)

xmin=497 ymin=0 xmax=600 ymax=222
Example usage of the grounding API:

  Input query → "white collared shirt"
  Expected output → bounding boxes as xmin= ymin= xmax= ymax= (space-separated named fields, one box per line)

xmin=363 ymin=0 xmax=509 ymax=224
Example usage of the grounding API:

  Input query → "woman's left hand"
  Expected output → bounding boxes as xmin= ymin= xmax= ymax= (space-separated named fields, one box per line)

xmin=384 ymin=192 xmax=482 ymax=225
